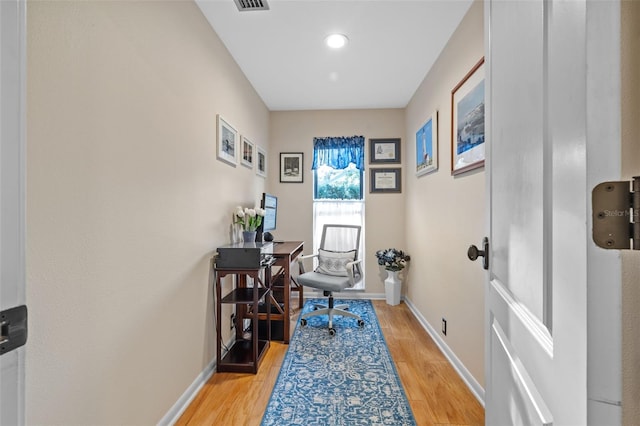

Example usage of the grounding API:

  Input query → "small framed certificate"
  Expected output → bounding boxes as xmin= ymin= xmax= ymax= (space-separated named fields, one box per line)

xmin=370 ymin=168 xmax=402 ymax=193
xmin=369 ymin=138 xmax=400 ymax=164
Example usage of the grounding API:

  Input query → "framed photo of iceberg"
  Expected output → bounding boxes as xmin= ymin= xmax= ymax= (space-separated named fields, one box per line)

xmin=415 ymin=111 xmax=438 ymax=177
xmin=451 ymin=58 xmax=485 ymax=175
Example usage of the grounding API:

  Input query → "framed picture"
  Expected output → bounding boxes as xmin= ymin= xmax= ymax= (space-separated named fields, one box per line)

xmin=241 ymin=136 xmax=254 ymax=169
xmin=451 ymin=57 xmax=485 ymax=175
xmin=370 ymin=138 xmax=401 ymax=164
xmin=256 ymin=145 xmax=267 ymax=177
xmin=216 ymin=115 xmax=238 ymax=167
xmin=279 ymin=152 xmax=303 ymax=183
xmin=416 ymin=111 xmax=438 ymax=176
xmin=370 ymin=168 xmax=402 ymax=193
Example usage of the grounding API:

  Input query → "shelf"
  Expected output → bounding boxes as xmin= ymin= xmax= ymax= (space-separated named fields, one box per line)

xmin=220 ymin=287 xmax=269 ymax=304
xmin=217 ymin=339 xmax=270 ymax=374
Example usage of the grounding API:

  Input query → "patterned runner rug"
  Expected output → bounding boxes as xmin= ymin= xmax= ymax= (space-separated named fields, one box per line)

xmin=261 ymin=299 xmax=416 ymax=425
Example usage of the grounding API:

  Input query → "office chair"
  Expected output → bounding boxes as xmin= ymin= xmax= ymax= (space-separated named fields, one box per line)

xmin=297 ymin=224 xmax=365 ymax=335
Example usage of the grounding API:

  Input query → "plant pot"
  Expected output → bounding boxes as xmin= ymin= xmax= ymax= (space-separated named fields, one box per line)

xmin=242 ymin=231 xmax=257 ymax=243
xmin=384 ymin=270 xmax=402 ymax=306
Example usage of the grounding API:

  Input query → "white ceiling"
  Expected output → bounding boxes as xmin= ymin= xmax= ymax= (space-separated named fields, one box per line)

xmin=196 ymin=0 xmax=473 ymax=111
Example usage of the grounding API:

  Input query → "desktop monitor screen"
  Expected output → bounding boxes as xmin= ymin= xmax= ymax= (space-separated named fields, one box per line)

xmin=261 ymin=193 xmax=277 ymax=232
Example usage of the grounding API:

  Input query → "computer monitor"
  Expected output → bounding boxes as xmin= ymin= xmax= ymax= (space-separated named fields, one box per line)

xmin=258 ymin=193 xmax=277 ymax=241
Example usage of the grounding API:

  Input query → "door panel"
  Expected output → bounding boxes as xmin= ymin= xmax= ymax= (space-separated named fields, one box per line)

xmin=490 ymin=0 xmax=545 ymax=323
xmin=483 ymin=0 xmax=624 ymax=423
xmin=490 ymin=320 xmax=552 ymax=426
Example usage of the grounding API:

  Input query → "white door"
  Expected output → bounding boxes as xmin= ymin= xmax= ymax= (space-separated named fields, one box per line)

xmin=0 ymin=0 xmax=27 ymax=424
xmin=481 ymin=0 xmax=622 ymax=424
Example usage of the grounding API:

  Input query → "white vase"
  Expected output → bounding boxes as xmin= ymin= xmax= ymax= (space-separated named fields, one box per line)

xmin=384 ymin=270 xmax=402 ymax=306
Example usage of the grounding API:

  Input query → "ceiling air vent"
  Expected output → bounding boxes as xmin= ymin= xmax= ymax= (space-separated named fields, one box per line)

xmin=233 ymin=0 xmax=269 ymax=11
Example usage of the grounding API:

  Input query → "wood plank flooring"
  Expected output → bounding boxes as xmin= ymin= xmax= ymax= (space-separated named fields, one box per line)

xmin=176 ymin=299 xmax=484 ymax=425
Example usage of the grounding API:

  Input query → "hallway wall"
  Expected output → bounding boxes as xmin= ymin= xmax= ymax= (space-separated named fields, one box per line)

xmin=26 ymin=1 xmax=269 ymax=423
xmin=404 ymin=0 xmax=485 ymax=387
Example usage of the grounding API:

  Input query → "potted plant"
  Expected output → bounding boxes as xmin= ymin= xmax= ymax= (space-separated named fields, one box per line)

xmin=375 ymin=248 xmax=410 ymax=305
xmin=233 ymin=206 xmax=265 ymax=242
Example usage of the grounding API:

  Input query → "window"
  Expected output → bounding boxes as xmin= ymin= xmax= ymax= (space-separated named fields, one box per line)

xmin=314 ymin=163 xmax=363 ymax=200
xmin=312 ymin=136 xmax=365 ymax=290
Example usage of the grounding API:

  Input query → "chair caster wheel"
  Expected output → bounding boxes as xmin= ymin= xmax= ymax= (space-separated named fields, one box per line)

xmin=300 ymin=318 xmax=307 ymax=326
xmin=328 ymin=328 xmax=336 ymax=336
xmin=358 ymin=320 xmax=365 ymax=327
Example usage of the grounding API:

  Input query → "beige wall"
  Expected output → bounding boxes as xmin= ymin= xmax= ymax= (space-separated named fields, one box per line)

xmin=26 ymin=1 xmax=269 ymax=424
xmin=269 ymin=109 xmax=406 ymax=294
xmin=622 ymin=0 xmax=640 ymax=423
xmin=404 ymin=0 xmax=485 ymax=387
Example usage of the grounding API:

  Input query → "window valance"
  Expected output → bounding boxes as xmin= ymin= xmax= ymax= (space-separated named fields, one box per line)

xmin=312 ymin=136 xmax=365 ymax=171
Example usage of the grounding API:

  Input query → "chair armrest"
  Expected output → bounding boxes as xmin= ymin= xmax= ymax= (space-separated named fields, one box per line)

xmin=345 ymin=259 xmax=363 ymax=287
xmin=297 ymin=253 xmax=318 ymax=274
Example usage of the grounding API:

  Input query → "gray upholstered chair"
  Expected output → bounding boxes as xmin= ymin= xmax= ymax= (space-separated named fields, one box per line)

xmin=297 ymin=224 xmax=365 ymax=335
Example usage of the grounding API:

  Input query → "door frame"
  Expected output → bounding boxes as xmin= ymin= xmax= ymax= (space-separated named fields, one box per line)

xmin=0 ymin=0 xmax=27 ymax=424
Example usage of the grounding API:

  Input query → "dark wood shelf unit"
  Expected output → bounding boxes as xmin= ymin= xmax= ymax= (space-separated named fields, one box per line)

xmin=214 ymin=265 xmax=271 ymax=374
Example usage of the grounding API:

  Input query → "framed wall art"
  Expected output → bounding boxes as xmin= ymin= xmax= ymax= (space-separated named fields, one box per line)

xmin=451 ymin=57 xmax=485 ymax=175
xmin=279 ymin=152 xmax=303 ymax=183
xmin=370 ymin=168 xmax=402 ymax=193
xmin=216 ymin=114 xmax=238 ymax=167
xmin=241 ymin=136 xmax=254 ymax=169
xmin=416 ymin=111 xmax=438 ymax=176
xmin=256 ymin=145 xmax=267 ymax=177
xmin=369 ymin=138 xmax=401 ymax=164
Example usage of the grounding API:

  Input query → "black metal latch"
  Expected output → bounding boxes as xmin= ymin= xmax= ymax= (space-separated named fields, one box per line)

xmin=592 ymin=176 xmax=640 ymax=250
xmin=467 ymin=237 xmax=489 ymax=270
xmin=0 ymin=305 xmax=28 ymax=355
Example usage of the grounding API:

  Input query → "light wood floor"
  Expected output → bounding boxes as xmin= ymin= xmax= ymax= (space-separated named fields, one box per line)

xmin=176 ymin=299 xmax=484 ymax=425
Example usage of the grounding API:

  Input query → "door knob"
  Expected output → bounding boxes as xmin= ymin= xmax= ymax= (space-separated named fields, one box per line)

xmin=467 ymin=237 xmax=489 ymax=270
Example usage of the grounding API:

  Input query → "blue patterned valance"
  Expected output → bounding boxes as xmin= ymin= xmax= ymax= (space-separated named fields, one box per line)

xmin=312 ymin=136 xmax=365 ymax=171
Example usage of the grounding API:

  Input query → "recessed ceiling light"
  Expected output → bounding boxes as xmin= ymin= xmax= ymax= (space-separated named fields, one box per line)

xmin=325 ymin=34 xmax=348 ymax=49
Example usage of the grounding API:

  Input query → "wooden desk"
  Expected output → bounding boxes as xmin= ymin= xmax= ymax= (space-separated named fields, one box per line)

xmin=268 ymin=241 xmax=304 ymax=343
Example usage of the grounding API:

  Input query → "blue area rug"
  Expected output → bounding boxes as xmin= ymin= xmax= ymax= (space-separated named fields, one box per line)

xmin=261 ymin=299 xmax=416 ymax=426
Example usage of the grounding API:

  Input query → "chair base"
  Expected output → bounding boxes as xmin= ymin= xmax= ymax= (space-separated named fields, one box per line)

xmin=301 ymin=293 xmax=364 ymax=334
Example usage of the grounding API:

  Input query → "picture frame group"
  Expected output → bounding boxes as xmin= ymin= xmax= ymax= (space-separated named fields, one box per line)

xmin=216 ymin=114 xmax=267 ymax=177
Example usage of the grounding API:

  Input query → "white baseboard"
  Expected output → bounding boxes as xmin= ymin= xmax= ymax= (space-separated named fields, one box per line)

xmin=403 ymin=297 xmax=485 ymax=407
xmin=159 ymin=334 xmax=234 ymax=426
xmin=158 ymin=358 xmax=216 ymax=426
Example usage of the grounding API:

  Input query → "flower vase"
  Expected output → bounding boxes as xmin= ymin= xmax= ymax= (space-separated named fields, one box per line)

xmin=232 ymin=224 xmax=243 ymax=243
xmin=384 ymin=270 xmax=402 ymax=306
xmin=242 ymin=230 xmax=257 ymax=243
